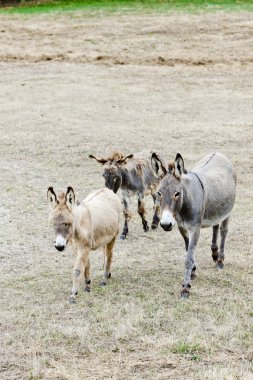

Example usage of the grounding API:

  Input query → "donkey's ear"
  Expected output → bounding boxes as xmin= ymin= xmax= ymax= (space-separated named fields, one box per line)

xmin=151 ymin=152 xmax=167 ymax=177
xmin=174 ymin=153 xmax=187 ymax=178
xmin=89 ymin=154 xmax=108 ymax=165
xmin=47 ymin=187 xmax=58 ymax=208
xmin=66 ymin=186 xmax=75 ymax=210
xmin=117 ymin=154 xmax=133 ymax=164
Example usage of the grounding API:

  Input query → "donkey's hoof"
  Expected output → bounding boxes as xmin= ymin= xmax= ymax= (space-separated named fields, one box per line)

xmin=151 ymin=223 xmax=158 ymax=230
xmin=69 ymin=296 xmax=77 ymax=304
xmin=107 ymin=272 xmax=111 ymax=279
xmin=144 ymin=225 xmax=150 ymax=232
xmin=84 ymin=286 xmax=91 ymax=293
xmin=181 ymin=289 xmax=190 ymax=299
xmin=99 ymin=281 xmax=107 ymax=287
xmin=120 ymin=234 xmax=126 ymax=240
xmin=217 ymin=261 xmax=224 ymax=269
xmin=212 ymin=248 xmax=219 ymax=262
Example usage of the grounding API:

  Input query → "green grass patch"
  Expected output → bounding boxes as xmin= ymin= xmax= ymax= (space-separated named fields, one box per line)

xmin=171 ymin=341 xmax=202 ymax=354
xmin=1 ymin=0 xmax=253 ymax=14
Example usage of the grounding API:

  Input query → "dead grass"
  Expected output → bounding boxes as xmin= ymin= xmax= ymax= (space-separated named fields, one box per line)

xmin=0 ymin=7 xmax=253 ymax=380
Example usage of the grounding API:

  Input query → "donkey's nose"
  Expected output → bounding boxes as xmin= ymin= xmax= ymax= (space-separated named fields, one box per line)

xmin=160 ymin=222 xmax=172 ymax=232
xmin=55 ymin=235 xmax=66 ymax=251
xmin=55 ymin=244 xmax=65 ymax=251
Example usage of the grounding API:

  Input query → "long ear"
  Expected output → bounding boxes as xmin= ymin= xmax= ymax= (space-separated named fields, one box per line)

xmin=151 ymin=152 xmax=167 ymax=177
xmin=47 ymin=187 xmax=58 ymax=208
xmin=117 ymin=154 xmax=133 ymax=165
xmin=89 ymin=154 xmax=108 ymax=165
xmin=66 ymin=186 xmax=75 ymax=210
xmin=174 ymin=153 xmax=187 ymax=178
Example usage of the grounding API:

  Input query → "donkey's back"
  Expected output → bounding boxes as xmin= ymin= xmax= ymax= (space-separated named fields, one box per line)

xmin=82 ymin=188 xmax=121 ymax=248
xmin=193 ymin=152 xmax=236 ymax=227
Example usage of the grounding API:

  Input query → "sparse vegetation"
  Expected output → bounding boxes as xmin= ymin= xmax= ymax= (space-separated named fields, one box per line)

xmin=0 ymin=3 xmax=253 ymax=380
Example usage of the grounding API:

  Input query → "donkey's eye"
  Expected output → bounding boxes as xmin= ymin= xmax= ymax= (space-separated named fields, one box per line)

xmin=64 ymin=223 xmax=69 ymax=228
xmin=174 ymin=191 xmax=181 ymax=198
xmin=157 ymin=191 xmax=162 ymax=198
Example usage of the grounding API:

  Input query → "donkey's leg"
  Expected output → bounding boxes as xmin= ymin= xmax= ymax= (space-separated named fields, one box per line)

xmin=211 ymin=224 xmax=219 ymax=262
xmin=178 ymin=226 xmax=189 ymax=251
xmin=69 ymin=250 xmax=89 ymax=303
xmin=100 ymin=236 xmax=116 ymax=286
xmin=181 ymin=229 xmax=200 ymax=298
xmin=178 ymin=226 xmax=196 ymax=279
xmin=138 ymin=192 xmax=149 ymax=232
xmin=217 ymin=217 xmax=230 ymax=269
xmin=84 ymin=258 xmax=91 ymax=292
xmin=151 ymin=190 xmax=160 ymax=230
xmin=120 ymin=190 xmax=131 ymax=240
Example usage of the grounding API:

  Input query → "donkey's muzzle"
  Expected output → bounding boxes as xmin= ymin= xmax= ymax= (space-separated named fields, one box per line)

xmin=160 ymin=222 xmax=172 ymax=232
xmin=55 ymin=235 xmax=67 ymax=251
xmin=55 ymin=244 xmax=65 ymax=251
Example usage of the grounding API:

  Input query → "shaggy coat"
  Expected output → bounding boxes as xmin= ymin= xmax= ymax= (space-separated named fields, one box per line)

xmin=89 ymin=151 xmax=165 ymax=239
xmin=48 ymin=187 xmax=121 ymax=302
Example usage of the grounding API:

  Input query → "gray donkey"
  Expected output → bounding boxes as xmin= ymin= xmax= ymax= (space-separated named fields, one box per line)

xmin=151 ymin=152 xmax=236 ymax=298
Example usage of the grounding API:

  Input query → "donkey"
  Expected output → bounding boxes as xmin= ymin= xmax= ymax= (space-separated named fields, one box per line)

xmin=47 ymin=186 xmax=121 ymax=303
xmin=151 ymin=152 xmax=236 ymax=298
xmin=89 ymin=151 xmax=164 ymax=239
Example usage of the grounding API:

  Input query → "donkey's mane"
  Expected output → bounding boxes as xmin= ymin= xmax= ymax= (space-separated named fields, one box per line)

xmin=106 ymin=151 xmax=124 ymax=162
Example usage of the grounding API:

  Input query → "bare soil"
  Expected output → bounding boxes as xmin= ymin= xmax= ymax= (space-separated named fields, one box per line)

xmin=0 ymin=8 xmax=253 ymax=380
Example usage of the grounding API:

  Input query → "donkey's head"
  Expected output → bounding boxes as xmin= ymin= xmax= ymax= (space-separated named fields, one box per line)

xmin=89 ymin=152 xmax=133 ymax=193
xmin=47 ymin=186 xmax=75 ymax=251
xmin=151 ymin=153 xmax=187 ymax=231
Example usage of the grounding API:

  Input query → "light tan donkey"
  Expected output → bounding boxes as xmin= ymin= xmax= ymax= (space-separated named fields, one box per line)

xmin=47 ymin=186 xmax=121 ymax=303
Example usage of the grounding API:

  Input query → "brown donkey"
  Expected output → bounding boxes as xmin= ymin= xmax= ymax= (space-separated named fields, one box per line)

xmin=47 ymin=187 xmax=121 ymax=303
xmin=89 ymin=151 xmax=165 ymax=239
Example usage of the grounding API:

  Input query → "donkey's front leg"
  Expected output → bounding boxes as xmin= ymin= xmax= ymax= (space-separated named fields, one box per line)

xmin=181 ymin=229 xmax=200 ymax=298
xmin=69 ymin=249 xmax=90 ymax=303
xmin=138 ymin=192 xmax=149 ymax=232
xmin=120 ymin=190 xmax=131 ymax=240
xmin=178 ymin=226 xmax=197 ymax=279
xmin=151 ymin=190 xmax=160 ymax=230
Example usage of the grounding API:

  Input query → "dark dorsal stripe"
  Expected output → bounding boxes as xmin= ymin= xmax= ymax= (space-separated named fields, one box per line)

xmin=189 ymin=172 xmax=205 ymax=193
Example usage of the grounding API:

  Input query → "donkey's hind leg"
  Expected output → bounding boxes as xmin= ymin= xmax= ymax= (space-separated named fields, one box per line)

xmin=84 ymin=258 xmax=91 ymax=292
xmin=217 ymin=217 xmax=230 ymax=269
xmin=100 ymin=236 xmax=116 ymax=286
xmin=120 ymin=190 xmax=131 ymax=240
xmin=211 ymin=224 xmax=219 ymax=262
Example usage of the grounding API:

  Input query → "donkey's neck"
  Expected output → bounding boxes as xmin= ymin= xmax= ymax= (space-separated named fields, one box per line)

xmin=177 ymin=174 xmax=204 ymax=226
xmin=72 ymin=205 xmax=93 ymax=249
xmin=120 ymin=167 xmax=131 ymax=189
xmin=177 ymin=177 xmax=193 ymax=223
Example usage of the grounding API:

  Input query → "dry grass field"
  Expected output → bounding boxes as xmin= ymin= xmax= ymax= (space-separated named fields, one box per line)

xmin=0 ymin=6 xmax=253 ymax=380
